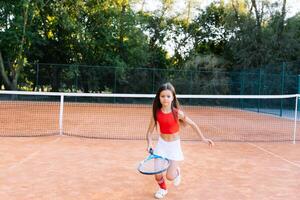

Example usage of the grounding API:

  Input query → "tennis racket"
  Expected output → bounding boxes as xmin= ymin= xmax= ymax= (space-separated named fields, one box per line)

xmin=137 ymin=148 xmax=170 ymax=175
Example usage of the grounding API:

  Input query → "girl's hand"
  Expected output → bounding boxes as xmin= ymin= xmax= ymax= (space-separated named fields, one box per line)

xmin=203 ymin=138 xmax=215 ymax=147
xmin=146 ymin=145 xmax=153 ymax=153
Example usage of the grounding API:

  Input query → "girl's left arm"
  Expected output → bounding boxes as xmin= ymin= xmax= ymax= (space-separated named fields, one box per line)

xmin=178 ymin=110 xmax=214 ymax=147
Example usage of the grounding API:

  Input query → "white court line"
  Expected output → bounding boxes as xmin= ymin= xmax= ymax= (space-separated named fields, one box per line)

xmin=247 ymin=142 xmax=300 ymax=168
xmin=5 ymin=137 xmax=61 ymax=171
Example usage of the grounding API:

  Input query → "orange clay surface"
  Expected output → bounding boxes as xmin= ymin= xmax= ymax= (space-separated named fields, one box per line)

xmin=0 ymin=136 xmax=299 ymax=200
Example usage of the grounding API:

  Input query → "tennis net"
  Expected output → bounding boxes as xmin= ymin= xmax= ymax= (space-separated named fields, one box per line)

xmin=0 ymin=91 xmax=299 ymax=142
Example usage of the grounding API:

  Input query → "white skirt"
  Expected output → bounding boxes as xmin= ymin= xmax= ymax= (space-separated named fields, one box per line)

xmin=154 ymin=136 xmax=184 ymax=161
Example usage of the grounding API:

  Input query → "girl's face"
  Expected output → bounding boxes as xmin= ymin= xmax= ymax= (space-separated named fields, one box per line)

xmin=159 ymin=89 xmax=174 ymax=108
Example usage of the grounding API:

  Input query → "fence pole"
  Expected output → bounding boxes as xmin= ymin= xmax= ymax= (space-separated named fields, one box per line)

xmin=240 ymin=71 xmax=245 ymax=109
xmin=152 ymin=68 xmax=155 ymax=93
xmin=114 ymin=67 xmax=117 ymax=93
xmin=258 ymin=68 xmax=263 ymax=112
xmin=293 ymin=95 xmax=298 ymax=144
xmin=75 ymin=66 xmax=78 ymax=92
xmin=189 ymin=70 xmax=193 ymax=94
xmin=280 ymin=62 xmax=286 ymax=117
xmin=298 ymin=74 xmax=300 ymax=94
xmin=36 ymin=63 xmax=39 ymax=91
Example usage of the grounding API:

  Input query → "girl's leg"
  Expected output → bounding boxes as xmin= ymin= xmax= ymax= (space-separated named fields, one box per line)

xmin=166 ymin=160 xmax=179 ymax=181
xmin=166 ymin=160 xmax=181 ymax=186
xmin=154 ymin=173 xmax=168 ymax=199
xmin=155 ymin=173 xmax=167 ymax=190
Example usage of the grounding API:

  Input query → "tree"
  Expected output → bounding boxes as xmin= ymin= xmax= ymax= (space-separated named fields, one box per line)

xmin=0 ymin=0 xmax=35 ymax=90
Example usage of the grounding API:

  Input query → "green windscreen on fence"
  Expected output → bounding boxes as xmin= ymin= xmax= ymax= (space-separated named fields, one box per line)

xmin=4 ymin=61 xmax=298 ymax=95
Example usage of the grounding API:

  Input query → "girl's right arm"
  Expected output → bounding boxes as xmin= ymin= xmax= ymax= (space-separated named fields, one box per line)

xmin=146 ymin=116 xmax=155 ymax=152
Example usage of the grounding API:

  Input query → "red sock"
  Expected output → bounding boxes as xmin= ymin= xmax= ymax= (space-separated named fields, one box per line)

xmin=157 ymin=177 xmax=167 ymax=190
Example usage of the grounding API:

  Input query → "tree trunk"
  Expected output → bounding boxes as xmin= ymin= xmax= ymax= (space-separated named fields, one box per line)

xmin=140 ymin=0 xmax=146 ymax=12
xmin=119 ymin=0 xmax=127 ymax=59
xmin=0 ymin=51 xmax=13 ymax=90
xmin=0 ymin=1 xmax=30 ymax=90
xmin=277 ymin=0 xmax=286 ymax=39
xmin=250 ymin=0 xmax=261 ymax=31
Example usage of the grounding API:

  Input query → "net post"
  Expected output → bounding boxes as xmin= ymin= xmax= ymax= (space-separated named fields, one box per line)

xmin=293 ymin=95 xmax=298 ymax=144
xmin=59 ymin=94 xmax=64 ymax=136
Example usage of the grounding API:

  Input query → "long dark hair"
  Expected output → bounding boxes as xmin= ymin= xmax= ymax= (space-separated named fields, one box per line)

xmin=152 ymin=82 xmax=180 ymax=126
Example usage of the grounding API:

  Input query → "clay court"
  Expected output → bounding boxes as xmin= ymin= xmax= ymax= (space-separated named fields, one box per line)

xmin=0 ymin=96 xmax=300 ymax=200
xmin=0 ymin=137 xmax=299 ymax=200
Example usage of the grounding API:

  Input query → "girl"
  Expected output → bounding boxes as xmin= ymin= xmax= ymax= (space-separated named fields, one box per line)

xmin=146 ymin=82 xmax=214 ymax=199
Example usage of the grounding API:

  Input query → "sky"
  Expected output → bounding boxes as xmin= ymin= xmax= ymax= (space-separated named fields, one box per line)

xmin=138 ymin=0 xmax=300 ymax=18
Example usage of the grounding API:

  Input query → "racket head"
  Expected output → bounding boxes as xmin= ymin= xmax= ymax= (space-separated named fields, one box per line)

xmin=138 ymin=149 xmax=170 ymax=175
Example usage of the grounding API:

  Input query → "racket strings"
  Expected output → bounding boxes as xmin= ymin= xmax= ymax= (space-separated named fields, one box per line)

xmin=139 ymin=158 xmax=169 ymax=174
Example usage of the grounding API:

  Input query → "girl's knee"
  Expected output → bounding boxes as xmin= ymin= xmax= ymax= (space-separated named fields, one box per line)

xmin=155 ymin=174 xmax=163 ymax=181
xmin=166 ymin=174 xmax=175 ymax=181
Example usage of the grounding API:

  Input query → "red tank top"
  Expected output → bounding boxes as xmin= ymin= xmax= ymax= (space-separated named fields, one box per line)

xmin=156 ymin=109 xmax=179 ymax=134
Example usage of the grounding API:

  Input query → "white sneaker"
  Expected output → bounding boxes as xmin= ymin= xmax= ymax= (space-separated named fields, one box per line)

xmin=154 ymin=188 xmax=168 ymax=199
xmin=173 ymin=167 xmax=181 ymax=186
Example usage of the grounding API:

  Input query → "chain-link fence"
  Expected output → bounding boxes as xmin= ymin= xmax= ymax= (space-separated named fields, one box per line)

xmin=2 ymin=61 xmax=300 ymax=95
xmin=1 ymin=61 xmax=299 ymax=118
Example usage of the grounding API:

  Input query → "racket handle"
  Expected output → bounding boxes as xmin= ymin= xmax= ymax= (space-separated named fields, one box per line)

xmin=149 ymin=148 xmax=154 ymax=154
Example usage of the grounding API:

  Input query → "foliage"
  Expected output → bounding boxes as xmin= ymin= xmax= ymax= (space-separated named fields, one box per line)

xmin=0 ymin=0 xmax=299 ymax=93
